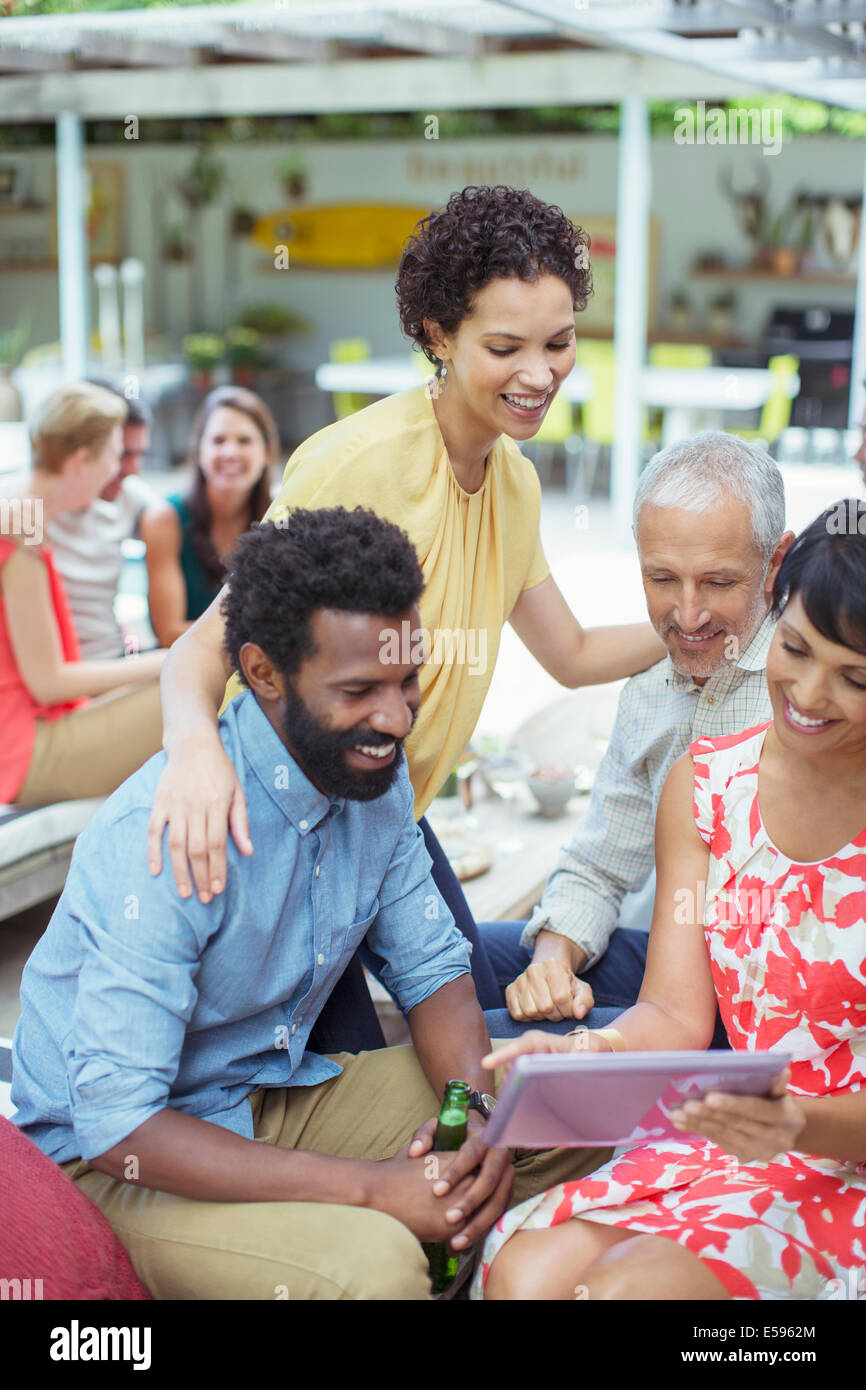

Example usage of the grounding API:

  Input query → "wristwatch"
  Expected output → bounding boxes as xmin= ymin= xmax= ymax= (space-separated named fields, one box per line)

xmin=468 ymin=1090 xmax=496 ymax=1120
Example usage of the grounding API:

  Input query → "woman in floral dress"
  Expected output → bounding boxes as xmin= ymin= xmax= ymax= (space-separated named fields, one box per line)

xmin=474 ymin=503 xmax=866 ymax=1301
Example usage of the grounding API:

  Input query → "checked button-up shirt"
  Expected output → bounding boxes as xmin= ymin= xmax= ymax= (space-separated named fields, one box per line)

xmin=520 ymin=612 xmax=776 ymax=968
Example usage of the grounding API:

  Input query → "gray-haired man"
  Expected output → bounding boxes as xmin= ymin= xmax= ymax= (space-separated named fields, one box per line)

xmin=481 ymin=431 xmax=795 ymax=1037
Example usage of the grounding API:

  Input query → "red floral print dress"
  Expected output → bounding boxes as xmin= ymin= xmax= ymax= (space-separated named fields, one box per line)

xmin=471 ymin=722 xmax=866 ymax=1300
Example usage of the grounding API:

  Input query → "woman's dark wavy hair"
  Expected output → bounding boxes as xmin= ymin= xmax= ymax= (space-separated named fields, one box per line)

xmin=185 ymin=386 xmax=279 ymax=591
xmin=222 ymin=505 xmax=425 ymax=682
xmin=396 ymin=185 xmax=592 ymax=366
xmin=771 ymin=499 xmax=866 ymax=655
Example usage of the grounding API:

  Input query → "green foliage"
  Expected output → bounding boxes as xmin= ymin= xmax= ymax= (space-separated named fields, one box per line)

xmin=182 ymin=333 xmax=224 ymax=369
xmin=223 ymin=327 xmax=263 ymax=368
xmin=8 ymin=0 xmax=244 ymax=12
xmin=830 ymin=107 xmax=866 ymax=138
xmin=238 ymin=304 xmax=309 ymax=336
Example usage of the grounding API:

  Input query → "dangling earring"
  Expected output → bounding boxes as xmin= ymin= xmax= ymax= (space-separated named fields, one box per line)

xmin=427 ymin=361 xmax=447 ymax=401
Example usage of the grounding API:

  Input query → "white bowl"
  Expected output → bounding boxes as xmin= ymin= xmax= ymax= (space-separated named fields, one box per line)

xmin=527 ymin=773 xmax=575 ymax=817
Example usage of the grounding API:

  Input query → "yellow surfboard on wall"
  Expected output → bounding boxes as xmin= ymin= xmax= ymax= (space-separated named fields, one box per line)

xmin=250 ymin=203 xmax=430 ymax=269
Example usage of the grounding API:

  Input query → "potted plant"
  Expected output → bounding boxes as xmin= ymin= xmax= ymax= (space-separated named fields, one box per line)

xmin=230 ymin=206 xmax=257 ymax=239
xmin=667 ymin=288 xmax=691 ymax=334
xmin=758 ymin=195 xmax=815 ymax=276
xmin=707 ymin=288 xmax=737 ymax=338
xmin=176 ymin=145 xmax=225 ymax=211
xmin=276 ymin=154 xmax=307 ymax=201
xmin=224 ymin=327 xmax=264 ymax=386
xmin=182 ymin=333 xmax=224 ymax=391
xmin=238 ymin=303 xmax=310 ymax=340
xmin=160 ymin=225 xmax=189 ymax=263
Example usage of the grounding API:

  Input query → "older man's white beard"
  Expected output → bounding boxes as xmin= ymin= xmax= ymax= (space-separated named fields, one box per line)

xmin=666 ymin=586 xmax=770 ymax=680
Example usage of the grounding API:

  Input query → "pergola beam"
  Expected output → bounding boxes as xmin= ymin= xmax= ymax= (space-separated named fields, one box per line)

xmin=77 ymin=35 xmax=203 ymax=69
xmin=213 ymin=27 xmax=332 ymax=63
xmin=685 ymin=35 xmax=866 ymax=70
xmin=0 ymin=45 xmax=70 ymax=73
xmin=504 ymin=0 xmax=866 ymax=109
xmin=380 ymin=15 xmax=484 ymax=56
xmin=0 ymin=49 xmax=752 ymax=122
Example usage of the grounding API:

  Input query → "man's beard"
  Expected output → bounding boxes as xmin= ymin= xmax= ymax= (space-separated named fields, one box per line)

xmin=663 ymin=581 xmax=770 ymax=680
xmin=281 ymin=681 xmax=408 ymax=801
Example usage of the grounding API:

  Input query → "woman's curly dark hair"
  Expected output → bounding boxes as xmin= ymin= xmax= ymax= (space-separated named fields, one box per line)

xmin=396 ymin=185 xmax=592 ymax=365
xmin=222 ymin=505 xmax=425 ymax=682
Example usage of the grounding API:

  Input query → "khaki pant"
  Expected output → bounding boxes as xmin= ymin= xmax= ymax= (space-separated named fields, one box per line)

xmin=60 ymin=1042 xmax=611 ymax=1301
xmin=17 ymin=682 xmax=162 ymax=805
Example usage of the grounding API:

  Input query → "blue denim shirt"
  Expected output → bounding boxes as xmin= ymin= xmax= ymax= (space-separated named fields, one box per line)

xmin=11 ymin=690 xmax=471 ymax=1162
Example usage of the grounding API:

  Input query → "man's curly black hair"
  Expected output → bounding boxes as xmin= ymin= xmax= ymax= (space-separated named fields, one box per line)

xmin=396 ymin=185 xmax=592 ymax=366
xmin=222 ymin=506 xmax=424 ymax=684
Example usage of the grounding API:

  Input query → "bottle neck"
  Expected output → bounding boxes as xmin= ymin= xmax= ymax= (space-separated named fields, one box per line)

xmin=435 ymin=1081 xmax=470 ymax=1147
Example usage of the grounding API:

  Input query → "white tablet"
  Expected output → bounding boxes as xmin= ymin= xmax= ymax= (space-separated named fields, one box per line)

xmin=483 ymin=1050 xmax=789 ymax=1149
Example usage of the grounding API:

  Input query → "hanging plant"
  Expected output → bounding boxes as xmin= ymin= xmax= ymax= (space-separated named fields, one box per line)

xmin=276 ymin=154 xmax=307 ymax=200
xmin=176 ymin=144 xmax=225 ymax=211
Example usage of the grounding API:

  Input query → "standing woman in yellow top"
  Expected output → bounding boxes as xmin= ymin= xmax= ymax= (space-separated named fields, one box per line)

xmin=147 ymin=185 xmax=664 ymax=1041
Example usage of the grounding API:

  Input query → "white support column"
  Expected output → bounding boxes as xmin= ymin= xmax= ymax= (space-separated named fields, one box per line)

xmin=56 ymin=111 xmax=89 ymax=379
xmin=610 ymin=95 xmax=650 ymax=546
xmin=849 ymin=142 xmax=866 ymax=430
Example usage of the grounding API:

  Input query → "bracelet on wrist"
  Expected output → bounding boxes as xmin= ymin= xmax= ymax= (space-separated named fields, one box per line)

xmin=565 ymin=1025 xmax=627 ymax=1053
xmin=594 ymin=1026 xmax=627 ymax=1052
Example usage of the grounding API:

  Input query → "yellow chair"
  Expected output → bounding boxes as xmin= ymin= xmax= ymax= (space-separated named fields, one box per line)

xmin=648 ymin=343 xmax=713 ymax=369
xmin=329 ymin=337 xmax=372 ymax=420
xmin=569 ymin=340 xmax=618 ymax=498
xmin=725 ymin=354 xmax=799 ymax=451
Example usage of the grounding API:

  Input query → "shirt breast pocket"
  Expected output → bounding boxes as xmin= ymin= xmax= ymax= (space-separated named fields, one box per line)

xmin=340 ymin=898 xmax=380 ymax=957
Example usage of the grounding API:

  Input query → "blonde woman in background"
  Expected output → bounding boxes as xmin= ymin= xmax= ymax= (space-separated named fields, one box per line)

xmin=0 ymin=382 xmax=165 ymax=806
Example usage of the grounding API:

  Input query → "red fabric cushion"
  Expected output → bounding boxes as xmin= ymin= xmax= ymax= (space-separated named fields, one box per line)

xmin=0 ymin=1116 xmax=151 ymax=1300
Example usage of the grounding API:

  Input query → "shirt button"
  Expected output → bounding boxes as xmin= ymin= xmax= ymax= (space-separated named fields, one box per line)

xmin=317 ymin=953 xmax=325 ymax=966
xmin=291 ymin=1023 xmax=297 ymax=1036
xmin=299 ymin=819 xmax=308 ymax=831
xmin=315 ymin=865 xmax=320 ymax=877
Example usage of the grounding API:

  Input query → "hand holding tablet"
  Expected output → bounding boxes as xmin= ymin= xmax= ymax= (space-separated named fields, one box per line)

xmin=481 ymin=1046 xmax=791 ymax=1150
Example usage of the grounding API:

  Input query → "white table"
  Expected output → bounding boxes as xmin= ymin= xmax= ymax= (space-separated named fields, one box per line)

xmin=639 ymin=366 xmax=798 ymax=448
xmin=315 ymin=357 xmax=799 ymax=450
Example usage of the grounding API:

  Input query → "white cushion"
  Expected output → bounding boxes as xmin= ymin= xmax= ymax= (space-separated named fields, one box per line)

xmin=0 ymin=800 xmax=104 ymax=872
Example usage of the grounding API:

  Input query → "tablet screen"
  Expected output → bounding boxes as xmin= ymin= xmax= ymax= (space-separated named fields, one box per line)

xmin=484 ymin=1050 xmax=790 ymax=1149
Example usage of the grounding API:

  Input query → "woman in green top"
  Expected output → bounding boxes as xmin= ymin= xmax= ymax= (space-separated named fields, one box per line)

xmin=140 ymin=387 xmax=276 ymax=647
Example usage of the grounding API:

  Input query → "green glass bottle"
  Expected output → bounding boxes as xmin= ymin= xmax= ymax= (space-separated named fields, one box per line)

xmin=424 ymin=1079 xmax=471 ymax=1294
